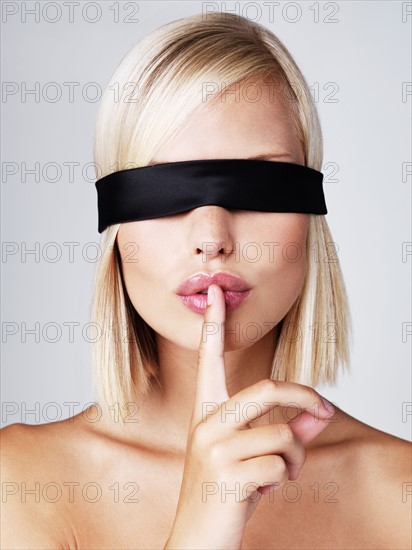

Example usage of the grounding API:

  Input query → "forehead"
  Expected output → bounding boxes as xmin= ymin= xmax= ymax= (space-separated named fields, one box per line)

xmin=152 ymin=79 xmax=304 ymax=166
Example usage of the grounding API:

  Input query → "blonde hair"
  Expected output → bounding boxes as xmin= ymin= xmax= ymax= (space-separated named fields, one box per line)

xmin=91 ymin=12 xmax=351 ymax=422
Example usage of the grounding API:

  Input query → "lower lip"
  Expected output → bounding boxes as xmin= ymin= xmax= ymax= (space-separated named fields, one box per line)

xmin=178 ymin=290 xmax=251 ymax=314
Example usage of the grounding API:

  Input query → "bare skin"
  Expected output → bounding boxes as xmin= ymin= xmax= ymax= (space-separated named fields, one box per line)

xmin=1 ymin=404 xmax=410 ymax=548
xmin=1 ymin=81 xmax=411 ymax=549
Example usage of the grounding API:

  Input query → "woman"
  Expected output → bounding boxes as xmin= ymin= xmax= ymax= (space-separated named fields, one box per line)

xmin=2 ymin=12 xmax=410 ymax=549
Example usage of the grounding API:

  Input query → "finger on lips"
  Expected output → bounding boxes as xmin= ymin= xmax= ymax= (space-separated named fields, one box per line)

xmin=191 ymin=284 xmax=229 ymax=430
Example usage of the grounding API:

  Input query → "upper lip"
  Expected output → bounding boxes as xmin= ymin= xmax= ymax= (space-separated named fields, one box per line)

xmin=176 ymin=272 xmax=251 ymax=296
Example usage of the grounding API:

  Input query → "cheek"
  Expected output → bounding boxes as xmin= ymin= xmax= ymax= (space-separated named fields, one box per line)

xmin=117 ymin=222 xmax=168 ymax=309
xmin=253 ymin=215 xmax=308 ymax=320
xmin=274 ymin=214 xmax=308 ymax=256
xmin=271 ymin=215 xmax=308 ymax=281
xmin=260 ymin=245 xmax=307 ymax=315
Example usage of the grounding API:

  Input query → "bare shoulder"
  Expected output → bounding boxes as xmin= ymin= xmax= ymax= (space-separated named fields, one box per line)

xmin=350 ymin=413 xmax=411 ymax=497
xmin=1 ymin=415 xmax=87 ymax=467
xmin=1 ymin=409 xmax=109 ymax=483
xmin=0 ymin=419 xmax=89 ymax=549
xmin=0 ymin=406 xmax=142 ymax=549
xmin=323 ymin=407 xmax=411 ymax=547
xmin=332 ymin=407 xmax=411 ymax=477
xmin=358 ymin=420 xmax=411 ymax=547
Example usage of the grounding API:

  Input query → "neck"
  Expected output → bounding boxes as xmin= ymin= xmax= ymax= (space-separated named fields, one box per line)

xmin=155 ymin=326 xmax=277 ymax=403
xmin=95 ymin=328 xmax=287 ymax=454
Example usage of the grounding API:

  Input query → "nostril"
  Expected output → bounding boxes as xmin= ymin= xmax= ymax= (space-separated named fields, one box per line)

xmin=195 ymin=243 xmax=228 ymax=255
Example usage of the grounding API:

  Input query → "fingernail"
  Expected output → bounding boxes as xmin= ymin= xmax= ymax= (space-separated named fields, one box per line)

xmin=321 ymin=396 xmax=335 ymax=414
xmin=207 ymin=285 xmax=215 ymax=305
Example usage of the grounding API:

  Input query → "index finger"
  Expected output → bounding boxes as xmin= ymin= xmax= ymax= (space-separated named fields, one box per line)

xmin=189 ymin=284 xmax=230 ymax=431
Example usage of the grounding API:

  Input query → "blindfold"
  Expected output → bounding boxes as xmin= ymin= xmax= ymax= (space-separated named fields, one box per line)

xmin=95 ymin=158 xmax=327 ymax=234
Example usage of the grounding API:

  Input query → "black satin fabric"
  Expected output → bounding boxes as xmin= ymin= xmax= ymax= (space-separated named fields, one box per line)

xmin=95 ymin=158 xmax=327 ymax=233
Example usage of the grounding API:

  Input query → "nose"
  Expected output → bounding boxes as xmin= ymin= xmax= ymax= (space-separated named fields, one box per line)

xmin=189 ymin=205 xmax=235 ymax=260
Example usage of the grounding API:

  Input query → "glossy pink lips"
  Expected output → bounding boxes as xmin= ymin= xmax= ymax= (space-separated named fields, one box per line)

xmin=176 ymin=272 xmax=251 ymax=314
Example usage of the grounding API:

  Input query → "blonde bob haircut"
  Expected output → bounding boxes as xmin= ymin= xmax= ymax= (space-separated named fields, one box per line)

xmin=91 ymin=12 xmax=352 ymax=423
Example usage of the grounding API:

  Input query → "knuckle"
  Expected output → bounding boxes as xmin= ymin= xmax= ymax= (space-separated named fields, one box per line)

xmin=191 ymin=422 xmax=211 ymax=449
xmin=257 ymin=378 xmax=279 ymax=397
xmin=207 ymin=441 xmax=226 ymax=466
xmin=300 ymin=383 xmax=320 ymax=405
xmin=197 ymin=346 xmax=209 ymax=364
xmin=270 ymin=455 xmax=288 ymax=479
xmin=276 ymin=423 xmax=295 ymax=445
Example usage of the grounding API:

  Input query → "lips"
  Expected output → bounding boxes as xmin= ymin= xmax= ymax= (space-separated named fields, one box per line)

xmin=176 ymin=272 xmax=251 ymax=314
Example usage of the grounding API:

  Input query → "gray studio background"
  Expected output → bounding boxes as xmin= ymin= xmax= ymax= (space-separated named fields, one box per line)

xmin=1 ymin=1 xmax=411 ymax=440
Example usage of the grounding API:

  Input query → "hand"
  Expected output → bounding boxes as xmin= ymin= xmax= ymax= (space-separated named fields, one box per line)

xmin=164 ymin=284 xmax=335 ymax=550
